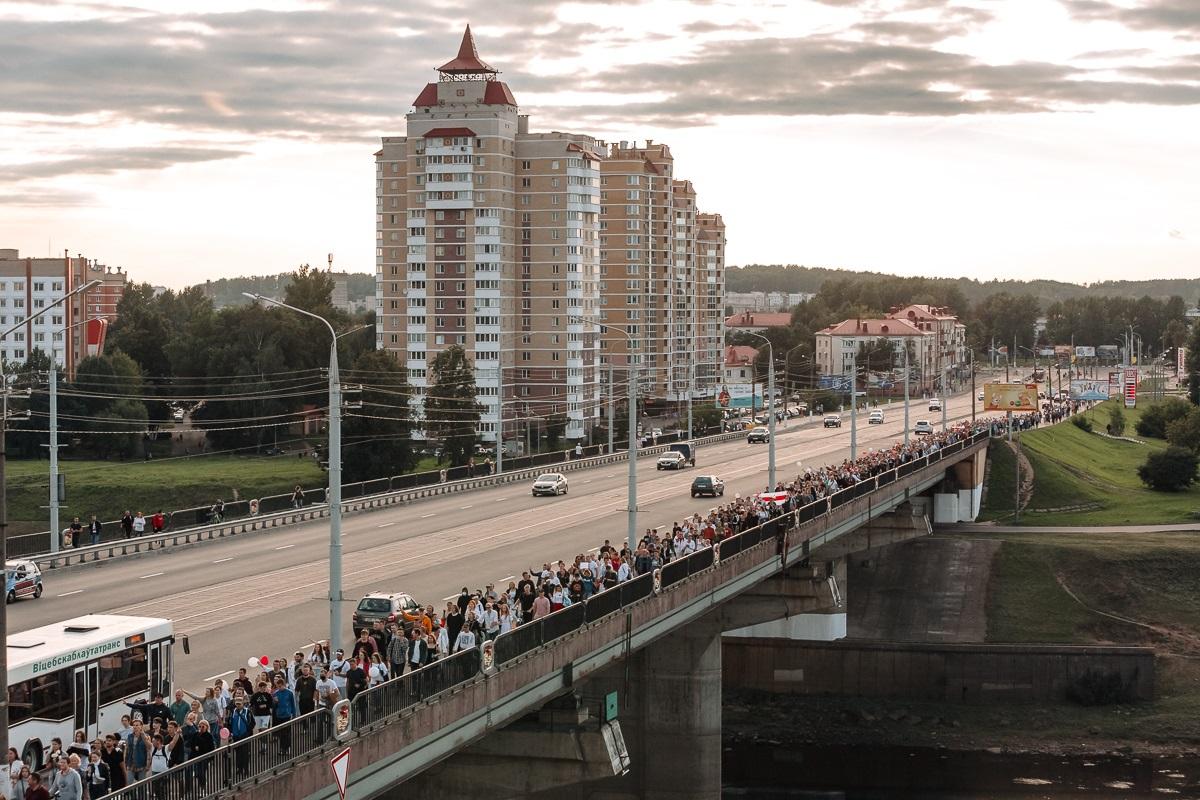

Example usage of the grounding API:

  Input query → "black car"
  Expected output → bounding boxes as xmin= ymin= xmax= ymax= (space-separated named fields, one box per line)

xmin=690 ymin=475 xmax=725 ymax=498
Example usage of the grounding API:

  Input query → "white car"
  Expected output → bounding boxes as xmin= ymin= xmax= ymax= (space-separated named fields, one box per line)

xmin=868 ymin=409 xmax=884 ymax=424
xmin=656 ymin=452 xmax=688 ymax=470
xmin=531 ymin=473 xmax=568 ymax=496
xmin=651 ymin=427 xmax=663 ymax=439
xmin=928 ymin=398 xmax=943 ymax=412
xmin=977 ymin=391 xmax=984 ymax=401
xmin=914 ymin=420 xmax=934 ymax=436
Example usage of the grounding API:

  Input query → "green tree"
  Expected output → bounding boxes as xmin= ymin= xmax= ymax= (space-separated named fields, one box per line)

xmin=1186 ymin=321 xmax=1200 ymax=404
xmin=424 ymin=345 xmax=481 ymax=467
xmin=544 ymin=414 xmax=568 ymax=450
xmin=106 ymin=283 xmax=171 ymax=378
xmin=1166 ymin=408 xmax=1200 ymax=452
xmin=1107 ymin=404 xmax=1126 ymax=437
xmin=68 ymin=350 xmax=149 ymax=457
xmin=1138 ymin=447 xmax=1199 ymax=491
xmin=341 ymin=349 xmax=414 ymax=482
xmin=1135 ymin=397 xmax=1192 ymax=439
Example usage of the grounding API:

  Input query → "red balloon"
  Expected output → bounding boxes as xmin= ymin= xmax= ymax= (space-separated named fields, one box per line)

xmin=259 ymin=655 xmax=270 ymax=667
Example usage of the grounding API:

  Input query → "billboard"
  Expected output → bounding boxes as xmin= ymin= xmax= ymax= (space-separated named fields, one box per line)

xmin=983 ymin=383 xmax=1039 ymax=412
xmin=1097 ymin=344 xmax=1119 ymax=361
xmin=1074 ymin=346 xmax=1097 ymax=358
xmin=1038 ymin=348 xmax=1056 ymax=357
xmin=1108 ymin=371 xmax=1122 ymax=397
xmin=1124 ymin=368 xmax=1138 ymax=409
xmin=715 ymin=384 xmax=763 ymax=409
xmin=1070 ymin=379 xmax=1110 ymax=401
xmin=1179 ymin=347 xmax=1188 ymax=375
xmin=1054 ymin=345 xmax=1073 ymax=360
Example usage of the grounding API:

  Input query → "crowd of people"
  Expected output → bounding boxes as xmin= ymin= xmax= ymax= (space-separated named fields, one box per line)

xmin=7 ymin=414 xmax=1013 ymax=799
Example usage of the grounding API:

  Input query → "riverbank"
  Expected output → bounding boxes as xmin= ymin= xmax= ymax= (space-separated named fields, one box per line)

xmin=724 ymin=682 xmax=1200 ymax=759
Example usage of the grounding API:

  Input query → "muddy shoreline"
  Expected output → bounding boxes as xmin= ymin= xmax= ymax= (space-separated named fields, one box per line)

xmin=724 ymin=690 xmax=1200 ymax=760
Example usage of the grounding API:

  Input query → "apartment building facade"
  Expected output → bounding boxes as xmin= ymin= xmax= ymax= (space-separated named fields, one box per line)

xmin=0 ymin=248 xmax=127 ymax=374
xmin=377 ymin=28 xmax=724 ymax=444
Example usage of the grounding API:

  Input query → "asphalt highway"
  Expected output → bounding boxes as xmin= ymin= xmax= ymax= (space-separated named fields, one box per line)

xmin=9 ymin=380 xmax=1001 ymax=689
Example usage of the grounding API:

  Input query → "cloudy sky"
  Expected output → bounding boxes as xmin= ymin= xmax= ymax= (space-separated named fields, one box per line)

xmin=1 ymin=0 xmax=1197 ymax=287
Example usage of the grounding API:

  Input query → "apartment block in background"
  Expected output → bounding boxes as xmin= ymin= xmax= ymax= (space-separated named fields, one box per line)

xmin=375 ymin=26 xmax=602 ymax=444
xmin=0 ymin=248 xmax=127 ymax=374
xmin=377 ymin=28 xmax=725 ymax=443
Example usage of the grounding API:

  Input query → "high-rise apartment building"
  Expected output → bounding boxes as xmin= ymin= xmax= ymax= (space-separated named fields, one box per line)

xmin=376 ymin=28 xmax=724 ymax=444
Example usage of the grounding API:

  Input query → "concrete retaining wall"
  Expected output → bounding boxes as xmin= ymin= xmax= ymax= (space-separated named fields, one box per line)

xmin=722 ymin=638 xmax=1154 ymax=704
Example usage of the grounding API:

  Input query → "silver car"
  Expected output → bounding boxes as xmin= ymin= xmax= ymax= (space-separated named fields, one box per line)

xmin=532 ymin=472 xmax=568 ymax=496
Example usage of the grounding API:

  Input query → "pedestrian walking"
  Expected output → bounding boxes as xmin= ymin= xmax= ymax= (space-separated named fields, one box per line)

xmin=120 ymin=510 xmax=134 ymax=539
xmin=132 ymin=511 xmax=146 ymax=536
xmin=86 ymin=515 xmax=102 ymax=546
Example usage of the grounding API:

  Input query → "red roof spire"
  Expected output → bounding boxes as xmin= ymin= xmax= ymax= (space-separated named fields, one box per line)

xmin=438 ymin=25 xmax=497 ymax=75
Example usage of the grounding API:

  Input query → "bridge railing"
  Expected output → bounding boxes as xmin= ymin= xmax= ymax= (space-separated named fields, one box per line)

xmin=104 ymin=429 xmax=988 ymax=798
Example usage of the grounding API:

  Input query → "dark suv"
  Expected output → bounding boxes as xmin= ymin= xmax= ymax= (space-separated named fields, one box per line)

xmin=352 ymin=592 xmax=421 ymax=634
xmin=690 ymin=475 xmax=725 ymax=498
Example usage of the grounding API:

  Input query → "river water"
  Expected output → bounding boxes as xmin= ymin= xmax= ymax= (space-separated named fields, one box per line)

xmin=723 ymin=743 xmax=1200 ymax=798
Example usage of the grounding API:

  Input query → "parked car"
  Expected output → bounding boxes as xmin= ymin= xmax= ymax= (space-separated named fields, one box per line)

xmin=657 ymin=451 xmax=689 ymax=470
xmin=868 ymin=409 xmax=885 ymax=424
xmin=977 ymin=390 xmax=984 ymax=401
xmin=352 ymin=592 xmax=421 ymax=634
xmin=5 ymin=560 xmax=42 ymax=604
xmin=928 ymin=398 xmax=943 ymax=412
xmin=746 ymin=426 xmax=770 ymax=443
xmin=690 ymin=475 xmax=725 ymax=498
xmin=914 ymin=420 xmax=934 ymax=436
xmin=532 ymin=472 xmax=568 ymax=496
xmin=650 ymin=427 xmax=663 ymax=439
xmin=823 ymin=414 xmax=842 ymax=428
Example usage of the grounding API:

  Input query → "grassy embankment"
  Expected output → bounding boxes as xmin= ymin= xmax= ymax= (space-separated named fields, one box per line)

xmin=979 ymin=399 xmax=1200 ymax=526
xmin=4 ymin=453 xmax=442 ymax=535
xmin=983 ymin=529 xmax=1200 ymax=742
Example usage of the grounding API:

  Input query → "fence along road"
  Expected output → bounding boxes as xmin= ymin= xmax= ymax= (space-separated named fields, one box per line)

xmin=93 ymin=432 xmax=989 ymax=800
xmin=6 ymin=389 xmax=985 ymax=690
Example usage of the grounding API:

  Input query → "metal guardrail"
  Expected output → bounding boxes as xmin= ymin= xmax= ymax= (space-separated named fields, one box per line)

xmin=25 ymin=426 xmax=758 ymax=570
xmin=101 ymin=430 xmax=988 ymax=800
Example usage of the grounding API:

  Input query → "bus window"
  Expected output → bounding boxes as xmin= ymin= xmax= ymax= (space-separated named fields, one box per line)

xmin=29 ymin=671 xmax=72 ymax=721
xmin=8 ymin=681 xmax=32 ymax=723
xmin=98 ymin=647 xmax=148 ymax=706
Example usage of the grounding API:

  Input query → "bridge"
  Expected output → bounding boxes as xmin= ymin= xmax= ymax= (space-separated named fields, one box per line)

xmin=94 ymin=428 xmax=989 ymax=800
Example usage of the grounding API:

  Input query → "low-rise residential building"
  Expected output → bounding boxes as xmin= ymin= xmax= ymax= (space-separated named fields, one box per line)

xmin=725 ymin=290 xmax=814 ymax=313
xmin=722 ymin=344 xmax=758 ymax=385
xmin=815 ymin=318 xmax=934 ymax=391
xmin=723 ymin=310 xmax=793 ymax=334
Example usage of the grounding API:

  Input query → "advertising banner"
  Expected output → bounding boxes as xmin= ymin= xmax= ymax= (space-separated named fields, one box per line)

xmin=1074 ymin=346 xmax=1097 ymax=358
xmin=1124 ymin=368 xmax=1138 ymax=409
xmin=1038 ymin=348 xmax=1056 ymax=357
xmin=1108 ymin=371 xmax=1122 ymax=397
xmin=716 ymin=384 xmax=763 ymax=409
xmin=1070 ymin=379 xmax=1110 ymax=401
xmin=1054 ymin=345 xmax=1073 ymax=360
xmin=1179 ymin=347 xmax=1188 ymax=375
xmin=983 ymin=383 xmax=1039 ymax=412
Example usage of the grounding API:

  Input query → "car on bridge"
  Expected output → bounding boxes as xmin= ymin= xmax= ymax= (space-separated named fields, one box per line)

xmin=823 ymin=414 xmax=842 ymax=428
xmin=868 ymin=409 xmax=884 ymax=424
xmin=690 ymin=475 xmax=725 ymax=498
xmin=532 ymin=473 xmax=568 ymax=496
xmin=746 ymin=426 xmax=770 ymax=444
xmin=352 ymin=592 xmax=421 ymax=634
xmin=928 ymin=397 xmax=943 ymax=412
xmin=914 ymin=420 xmax=934 ymax=436
xmin=5 ymin=560 xmax=42 ymax=604
xmin=656 ymin=451 xmax=689 ymax=470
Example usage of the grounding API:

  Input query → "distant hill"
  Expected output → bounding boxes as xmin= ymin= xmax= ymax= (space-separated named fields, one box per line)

xmin=727 ymin=264 xmax=1200 ymax=308
xmin=191 ymin=272 xmax=376 ymax=308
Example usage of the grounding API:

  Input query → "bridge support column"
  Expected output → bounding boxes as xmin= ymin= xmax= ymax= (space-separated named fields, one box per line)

xmin=638 ymin=618 xmax=723 ymax=799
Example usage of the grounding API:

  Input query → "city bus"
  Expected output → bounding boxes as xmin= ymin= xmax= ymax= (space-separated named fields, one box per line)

xmin=6 ymin=614 xmax=174 ymax=768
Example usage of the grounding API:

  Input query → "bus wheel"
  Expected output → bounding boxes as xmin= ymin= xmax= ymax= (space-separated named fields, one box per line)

xmin=6 ymin=590 xmax=14 ymax=604
xmin=21 ymin=739 xmax=43 ymax=773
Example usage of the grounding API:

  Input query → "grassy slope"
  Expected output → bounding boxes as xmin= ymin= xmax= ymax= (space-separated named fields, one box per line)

xmin=978 ymin=440 xmax=1017 ymax=520
xmin=983 ymin=530 xmax=1200 ymax=742
xmin=5 ymin=456 xmax=325 ymax=534
xmin=981 ymin=399 xmax=1200 ymax=526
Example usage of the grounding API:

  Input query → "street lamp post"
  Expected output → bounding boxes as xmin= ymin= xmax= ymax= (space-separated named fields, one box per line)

xmin=245 ymin=294 xmax=343 ymax=651
xmin=743 ymin=331 xmax=776 ymax=489
xmin=903 ymin=343 xmax=910 ymax=446
xmin=577 ymin=318 xmax=638 ymax=555
xmin=784 ymin=343 xmax=805 ymax=422
xmin=0 ymin=279 xmax=100 ymax=787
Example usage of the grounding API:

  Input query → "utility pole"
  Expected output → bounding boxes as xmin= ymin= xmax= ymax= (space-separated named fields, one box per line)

xmin=627 ymin=362 xmax=638 ymax=555
xmin=687 ymin=359 xmax=693 ymax=441
xmin=496 ymin=369 xmax=503 ymax=475
xmin=1014 ymin=425 xmax=1021 ymax=522
xmin=607 ymin=363 xmax=614 ymax=454
xmin=903 ymin=343 xmax=910 ymax=446
xmin=941 ymin=366 xmax=948 ymax=432
xmin=47 ymin=363 xmax=61 ymax=553
xmin=850 ymin=350 xmax=858 ymax=460
xmin=971 ymin=350 xmax=976 ymax=422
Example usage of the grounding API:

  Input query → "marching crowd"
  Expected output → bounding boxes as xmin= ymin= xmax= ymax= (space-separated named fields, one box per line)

xmin=8 ymin=415 xmax=1008 ymax=799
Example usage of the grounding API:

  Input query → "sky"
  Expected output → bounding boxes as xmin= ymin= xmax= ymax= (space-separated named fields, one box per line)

xmin=0 ymin=0 xmax=1198 ymax=288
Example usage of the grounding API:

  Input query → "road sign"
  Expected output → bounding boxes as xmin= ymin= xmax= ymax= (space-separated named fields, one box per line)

xmin=605 ymin=691 xmax=619 ymax=722
xmin=330 ymin=746 xmax=351 ymax=799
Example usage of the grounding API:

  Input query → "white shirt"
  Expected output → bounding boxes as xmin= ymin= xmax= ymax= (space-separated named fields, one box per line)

xmin=498 ymin=611 xmax=514 ymax=634
xmin=328 ymin=657 xmax=349 ymax=691
xmin=315 ymin=677 xmax=338 ymax=704
xmin=481 ymin=608 xmax=499 ymax=633
xmin=133 ymin=516 xmax=146 ymax=532
xmin=616 ymin=562 xmax=631 ymax=582
xmin=455 ymin=630 xmax=477 ymax=651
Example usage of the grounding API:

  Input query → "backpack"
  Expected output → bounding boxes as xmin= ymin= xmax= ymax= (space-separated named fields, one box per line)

xmin=228 ymin=708 xmax=250 ymax=738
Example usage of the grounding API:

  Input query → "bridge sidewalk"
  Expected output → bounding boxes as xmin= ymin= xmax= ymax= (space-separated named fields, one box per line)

xmin=944 ymin=522 xmax=1200 ymax=535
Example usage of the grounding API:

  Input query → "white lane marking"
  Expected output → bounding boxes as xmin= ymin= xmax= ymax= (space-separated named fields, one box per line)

xmin=138 ymin=572 xmax=164 ymax=579
xmin=496 ymin=497 xmax=508 ymax=502
xmin=212 ymin=557 xmax=233 ymax=564
xmin=274 ymin=544 xmax=295 ymax=551
xmin=497 ymin=575 xmax=515 ymax=583
xmin=57 ymin=590 xmax=83 ymax=597
xmin=460 ymin=505 xmax=473 ymax=510
xmin=442 ymin=594 xmax=458 ymax=601
xmin=584 ymin=480 xmax=592 ymax=484
xmin=421 ymin=513 xmax=436 ymax=518
xmin=203 ymin=670 xmax=235 ymax=681
xmin=377 ymin=522 xmax=396 ymax=528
